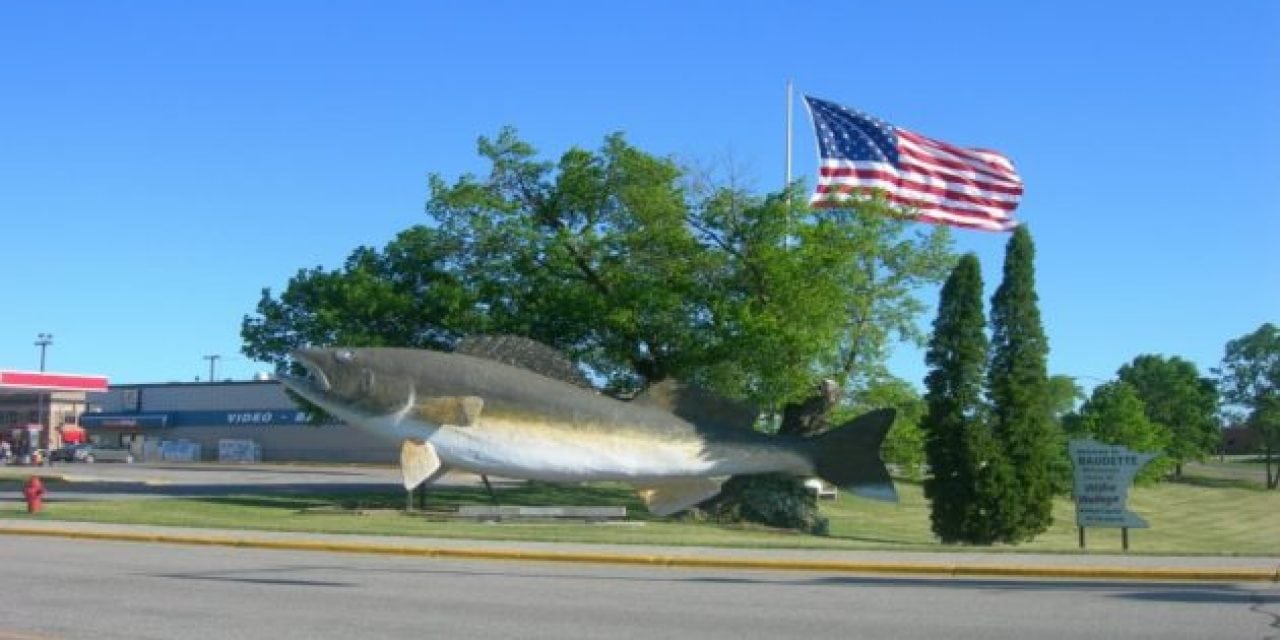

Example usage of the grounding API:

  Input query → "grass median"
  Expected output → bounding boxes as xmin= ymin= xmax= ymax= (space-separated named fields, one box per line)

xmin=1 ymin=460 xmax=1275 ymax=555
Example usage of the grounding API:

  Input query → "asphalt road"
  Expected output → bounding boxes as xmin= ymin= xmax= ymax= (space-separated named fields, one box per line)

xmin=2 ymin=536 xmax=1277 ymax=640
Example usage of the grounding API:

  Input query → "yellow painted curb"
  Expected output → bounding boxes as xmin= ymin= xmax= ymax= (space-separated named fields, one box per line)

xmin=1 ymin=525 xmax=1275 ymax=582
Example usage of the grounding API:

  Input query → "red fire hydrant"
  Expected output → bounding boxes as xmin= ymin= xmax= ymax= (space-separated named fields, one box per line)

xmin=22 ymin=476 xmax=45 ymax=514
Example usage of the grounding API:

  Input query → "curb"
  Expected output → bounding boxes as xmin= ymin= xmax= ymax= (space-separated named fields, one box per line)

xmin=1 ymin=525 xmax=1276 ymax=582
xmin=0 ymin=472 xmax=71 ymax=483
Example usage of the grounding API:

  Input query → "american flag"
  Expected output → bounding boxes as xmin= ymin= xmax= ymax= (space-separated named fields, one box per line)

xmin=805 ymin=96 xmax=1023 ymax=231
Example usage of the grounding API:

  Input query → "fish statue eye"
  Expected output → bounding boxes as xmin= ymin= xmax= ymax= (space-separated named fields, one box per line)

xmin=336 ymin=350 xmax=355 ymax=363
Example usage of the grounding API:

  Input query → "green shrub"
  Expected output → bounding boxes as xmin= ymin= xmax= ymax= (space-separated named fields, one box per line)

xmin=701 ymin=474 xmax=829 ymax=535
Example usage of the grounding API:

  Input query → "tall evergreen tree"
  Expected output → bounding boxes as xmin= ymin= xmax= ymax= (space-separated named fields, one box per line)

xmin=922 ymin=254 xmax=1014 ymax=544
xmin=1044 ymin=374 xmax=1085 ymax=494
xmin=986 ymin=226 xmax=1055 ymax=542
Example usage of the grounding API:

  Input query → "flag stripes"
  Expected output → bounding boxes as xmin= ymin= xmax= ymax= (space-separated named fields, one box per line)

xmin=805 ymin=96 xmax=1023 ymax=231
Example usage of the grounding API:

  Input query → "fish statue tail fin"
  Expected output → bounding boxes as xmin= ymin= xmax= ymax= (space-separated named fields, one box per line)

xmin=810 ymin=408 xmax=898 ymax=502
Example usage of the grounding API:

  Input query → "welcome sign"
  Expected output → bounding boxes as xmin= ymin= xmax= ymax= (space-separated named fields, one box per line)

xmin=1068 ymin=438 xmax=1155 ymax=528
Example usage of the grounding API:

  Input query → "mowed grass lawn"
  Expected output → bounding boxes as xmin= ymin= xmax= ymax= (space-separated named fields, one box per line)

xmin=1 ymin=461 xmax=1275 ymax=556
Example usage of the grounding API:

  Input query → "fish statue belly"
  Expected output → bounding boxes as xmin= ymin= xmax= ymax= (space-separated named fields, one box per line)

xmin=422 ymin=417 xmax=813 ymax=483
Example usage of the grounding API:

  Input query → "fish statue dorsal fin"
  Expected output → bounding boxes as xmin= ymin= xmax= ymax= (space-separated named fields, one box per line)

xmin=631 ymin=379 xmax=758 ymax=431
xmin=455 ymin=335 xmax=593 ymax=389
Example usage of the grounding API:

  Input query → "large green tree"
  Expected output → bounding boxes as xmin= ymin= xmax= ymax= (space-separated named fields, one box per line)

xmin=1217 ymin=323 xmax=1280 ymax=489
xmin=425 ymin=130 xmax=709 ymax=388
xmin=247 ymin=129 xmax=954 ymax=408
xmin=922 ymin=254 xmax=1014 ymax=544
xmin=986 ymin=226 xmax=1055 ymax=542
xmin=1066 ymin=380 xmax=1173 ymax=484
xmin=242 ymin=226 xmax=487 ymax=364
xmin=247 ymin=129 xmax=952 ymax=407
xmin=1117 ymin=354 xmax=1220 ymax=478
xmin=424 ymin=128 xmax=954 ymax=409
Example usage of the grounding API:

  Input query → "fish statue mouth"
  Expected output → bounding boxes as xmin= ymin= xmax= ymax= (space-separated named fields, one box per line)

xmin=283 ymin=350 xmax=332 ymax=395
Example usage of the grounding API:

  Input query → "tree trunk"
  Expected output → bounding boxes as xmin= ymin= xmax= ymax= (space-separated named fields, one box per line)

xmin=1268 ymin=443 xmax=1278 ymax=490
xmin=1265 ymin=443 xmax=1276 ymax=490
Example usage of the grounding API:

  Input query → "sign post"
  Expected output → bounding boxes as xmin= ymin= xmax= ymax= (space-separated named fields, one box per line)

xmin=1068 ymin=439 xmax=1155 ymax=551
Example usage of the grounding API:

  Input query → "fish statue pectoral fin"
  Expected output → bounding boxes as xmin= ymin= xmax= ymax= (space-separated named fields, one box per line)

xmin=414 ymin=396 xmax=484 ymax=427
xmin=400 ymin=439 xmax=443 ymax=490
xmin=633 ymin=478 xmax=724 ymax=517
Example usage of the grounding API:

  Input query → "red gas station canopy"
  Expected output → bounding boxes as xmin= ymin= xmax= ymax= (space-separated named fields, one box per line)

xmin=0 ymin=370 xmax=108 ymax=393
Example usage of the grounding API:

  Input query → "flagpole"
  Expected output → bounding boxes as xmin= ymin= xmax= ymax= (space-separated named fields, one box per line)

xmin=785 ymin=79 xmax=794 ymax=189
xmin=784 ymin=79 xmax=794 ymax=250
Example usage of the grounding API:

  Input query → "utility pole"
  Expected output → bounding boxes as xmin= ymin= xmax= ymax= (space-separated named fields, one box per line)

xmin=203 ymin=355 xmax=221 ymax=383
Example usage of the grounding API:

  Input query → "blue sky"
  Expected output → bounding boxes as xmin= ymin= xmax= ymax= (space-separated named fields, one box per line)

xmin=1 ymin=2 xmax=1276 ymax=392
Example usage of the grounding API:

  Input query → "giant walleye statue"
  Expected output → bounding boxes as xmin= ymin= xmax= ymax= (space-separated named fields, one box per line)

xmin=282 ymin=337 xmax=897 ymax=516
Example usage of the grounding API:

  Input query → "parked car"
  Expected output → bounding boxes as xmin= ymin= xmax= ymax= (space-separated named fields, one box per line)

xmin=50 ymin=444 xmax=134 ymax=464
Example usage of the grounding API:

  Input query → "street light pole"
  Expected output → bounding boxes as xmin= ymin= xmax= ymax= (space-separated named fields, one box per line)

xmin=35 ymin=333 xmax=53 ymax=372
xmin=203 ymin=355 xmax=221 ymax=383
xmin=33 ymin=332 xmax=53 ymax=458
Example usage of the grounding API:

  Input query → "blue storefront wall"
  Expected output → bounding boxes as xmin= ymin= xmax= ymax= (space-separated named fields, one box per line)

xmin=80 ymin=413 xmax=170 ymax=429
xmin=80 ymin=412 xmax=394 ymax=462
xmin=82 ymin=410 xmax=323 ymax=429
xmin=83 ymin=381 xmax=396 ymax=462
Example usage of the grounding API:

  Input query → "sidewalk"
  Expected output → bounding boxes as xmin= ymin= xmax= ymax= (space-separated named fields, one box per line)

xmin=1 ymin=518 xmax=1275 ymax=582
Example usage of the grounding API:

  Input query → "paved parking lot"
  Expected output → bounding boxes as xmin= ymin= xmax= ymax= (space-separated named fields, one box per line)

xmin=44 ymin=461 xmax=400 ymax=485
xmin=0 ymin=462 xmax=501 ymax=500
